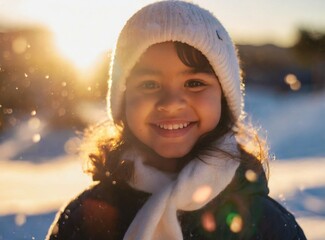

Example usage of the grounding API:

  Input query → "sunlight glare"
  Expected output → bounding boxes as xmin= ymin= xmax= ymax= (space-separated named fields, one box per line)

xmin=53 ymin=30 xmax=105 ymax=72
xmin=45 ymin=1 xmax=155 ymax=76
xmin=5 ymin=0 xmax=157 ymax=79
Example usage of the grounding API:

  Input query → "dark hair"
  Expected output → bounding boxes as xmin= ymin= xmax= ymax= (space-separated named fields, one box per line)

xmin=81 ymin=41 xmax=269 ymax=182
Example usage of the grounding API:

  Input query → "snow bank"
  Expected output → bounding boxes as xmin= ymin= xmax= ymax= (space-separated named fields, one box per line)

xmin=0 ymin=156 xmax=92 ymax=216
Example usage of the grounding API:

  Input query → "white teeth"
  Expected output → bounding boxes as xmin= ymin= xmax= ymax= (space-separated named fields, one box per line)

xmin=157 ymin=123 xmax=190 ymax=130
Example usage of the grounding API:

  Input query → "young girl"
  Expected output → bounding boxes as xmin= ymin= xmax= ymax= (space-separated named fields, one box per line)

xmin=47 ymin=1 xmax=306 ymax=239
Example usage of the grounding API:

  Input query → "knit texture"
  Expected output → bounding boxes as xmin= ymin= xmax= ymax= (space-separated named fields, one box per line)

xmin=108 ymin=0 xmax=244 ymax=123
xmin=121 ymin=134 xmax=240 ymax=240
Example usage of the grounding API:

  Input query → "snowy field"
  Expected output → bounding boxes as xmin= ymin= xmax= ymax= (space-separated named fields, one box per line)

xmin=0 ymin=87 xmax=324 ymax=240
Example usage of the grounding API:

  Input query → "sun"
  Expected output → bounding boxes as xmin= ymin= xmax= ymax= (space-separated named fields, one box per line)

xmin=42 ymin=1 xmax=155 ymax=75
xmin=46 ymin=13 xmax=120 ymax=76
xmin=9 ymin=0 xmax=156 ymax=76
xmin=52 ymin=26 xmax=110 ymax=72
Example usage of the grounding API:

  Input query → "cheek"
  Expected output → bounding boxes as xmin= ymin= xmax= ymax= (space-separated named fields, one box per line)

xmin=125 ymin=92 xmax=142 ymax=125
xmin=125 ymin=91 xmax=139 ymax=111
xmin=125 ymin=90 xmax=157 ymax=113
xmin=197 ymin=92 xmax=222 ymax=128
xmin=124 ymin=91 xmax=154 ymax=131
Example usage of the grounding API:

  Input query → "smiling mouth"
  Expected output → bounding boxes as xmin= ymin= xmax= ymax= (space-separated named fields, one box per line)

xmin=155 ymin=122 xmax=191 ymax=130
xmin=151 ymin=121 xmax=195 ymax=138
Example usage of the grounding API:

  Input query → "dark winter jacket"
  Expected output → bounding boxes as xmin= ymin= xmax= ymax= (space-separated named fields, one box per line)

xmin=46 ymin=161 xmax=306 ymax=240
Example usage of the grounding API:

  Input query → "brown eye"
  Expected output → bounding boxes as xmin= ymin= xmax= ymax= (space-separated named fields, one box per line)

xmin=139 ymin=81 xmax=160 ymax=90
xmin=184 ymin=79 xmax=206 ymax=88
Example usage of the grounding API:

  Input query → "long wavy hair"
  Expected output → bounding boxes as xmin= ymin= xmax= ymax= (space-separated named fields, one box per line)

xmin=80 ymin=41 xmax=269 ymax=182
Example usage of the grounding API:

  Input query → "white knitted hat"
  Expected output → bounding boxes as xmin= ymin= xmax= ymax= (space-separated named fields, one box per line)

xmin=108 ymin=0 xmax=244 ymax=123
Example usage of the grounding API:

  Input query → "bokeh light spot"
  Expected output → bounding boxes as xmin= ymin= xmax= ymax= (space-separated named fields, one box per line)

xmin=64 ymin=137 xmax=81 ymax=155
xmin=12 ymin=37 xmax=28 ymax=54
xmin=32 ymin=133 xmax=41 ymax=143
xmin=201 ymin=211 xmax=216 ymax=232
xmin=15 ymin=214 xmax=26 ymax=226
xmin=227 ymin=213 xmax=243 ymax=233
xmin=230 ymin=215 xmax=243 ymax=233
xmin=192 ymin=185 xmax=212 ymax=203
xmin=245 ymin=169 xmax=258 ymax=182
xmin=284 ymin=74 xmax=301 ymax=91
xmin=3 ymin=108 xmax=13 ymax=114
xmin=9 ymin=117 xmax=17 ymax=126
xmin=28 ymin=117 xmax=41 ymax=130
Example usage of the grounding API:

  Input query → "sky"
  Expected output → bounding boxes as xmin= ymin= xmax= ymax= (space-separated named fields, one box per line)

xmin=0 ymin=0 xmax=324 ymax=71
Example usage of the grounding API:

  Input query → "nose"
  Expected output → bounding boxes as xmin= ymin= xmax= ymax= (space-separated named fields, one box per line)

xmin=156 ymin=89 xmax=186 ymax=113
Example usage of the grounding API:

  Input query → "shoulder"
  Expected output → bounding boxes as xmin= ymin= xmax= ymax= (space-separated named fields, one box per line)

xmin=253 ymin=196 xmax=307 ymax=240
xmin=200 ymin=193 xmax=306 ymax=240
xmin=208 ymin=162 xmax=306 ymax=239
xmin=46 ymin=181 xmax=119 ymax=239
xmin=46 ymin=179 xmax=150 ymax=240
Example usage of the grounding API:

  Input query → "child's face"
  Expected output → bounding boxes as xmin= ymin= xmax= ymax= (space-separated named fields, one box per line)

xmin=125 ymin=42 xmax=222 ymax=159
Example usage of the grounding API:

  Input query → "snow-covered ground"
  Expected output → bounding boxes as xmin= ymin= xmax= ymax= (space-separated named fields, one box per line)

xmin=1 ymin=88 xmax=324 ymax=240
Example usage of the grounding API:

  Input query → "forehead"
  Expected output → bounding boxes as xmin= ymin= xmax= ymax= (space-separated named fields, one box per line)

xmin=131 ymin=42 xmax=218 ymax=78
xmin=129 ymin=42 xmax=190 ymax=76
xmin=135 ymin=42 xmax=178 ymax=65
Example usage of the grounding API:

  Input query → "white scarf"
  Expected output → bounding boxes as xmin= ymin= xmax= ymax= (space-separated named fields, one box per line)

xmin=122 ymin=135 xmax=240 ymax=240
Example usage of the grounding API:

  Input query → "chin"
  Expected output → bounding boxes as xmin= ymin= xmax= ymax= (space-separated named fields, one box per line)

xmin=155 ymin=148 xmax=191 ymax=159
